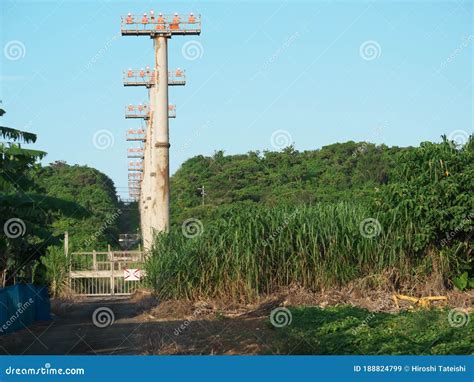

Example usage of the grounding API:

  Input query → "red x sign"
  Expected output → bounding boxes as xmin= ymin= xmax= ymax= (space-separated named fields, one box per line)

xmin=124 ymin=268 xmax=141 ymax=281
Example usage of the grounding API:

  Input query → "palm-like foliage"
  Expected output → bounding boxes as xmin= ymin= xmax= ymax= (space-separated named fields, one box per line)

xmin=0 ymin=108 xmax=86 ymax=286
xmin=146 ymin=137 xmax=473 ymax=301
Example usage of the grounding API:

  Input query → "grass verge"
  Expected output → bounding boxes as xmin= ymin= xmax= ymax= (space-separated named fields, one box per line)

xmin=272 ymin=305 xmax=473 ymax=355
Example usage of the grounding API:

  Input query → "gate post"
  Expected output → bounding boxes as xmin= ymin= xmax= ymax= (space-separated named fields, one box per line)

xmin=92 ymin=250 xmax=97 ymax=271
xmin=110 ymin=249 xmax=115 ymax=295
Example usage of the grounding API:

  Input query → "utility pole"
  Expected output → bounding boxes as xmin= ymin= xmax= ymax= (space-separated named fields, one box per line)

xmin=197 ymin=185 xmax=206 ymax=206
xmin=121 ymin=12 xmax=201 ymax=248
xmin=64 ymin=231 xmax=69 ymax=257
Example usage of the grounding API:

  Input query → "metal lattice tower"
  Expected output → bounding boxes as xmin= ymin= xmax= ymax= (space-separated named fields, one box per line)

xmin=121 ymin=12 xmax=201 ymax=248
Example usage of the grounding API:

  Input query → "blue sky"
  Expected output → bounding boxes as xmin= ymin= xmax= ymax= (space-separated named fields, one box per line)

xmin=1 ymin=0 xmax=472 ymax=199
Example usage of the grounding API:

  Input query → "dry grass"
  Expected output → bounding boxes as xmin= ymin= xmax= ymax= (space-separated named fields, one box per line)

xmin=50 ymin=291 xmax=82 ymax=317
xmin=135 ymin=281 xmax=473 ymax=322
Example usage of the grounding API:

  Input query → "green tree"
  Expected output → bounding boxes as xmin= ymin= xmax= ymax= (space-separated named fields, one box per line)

xmin=376 ymin=136 xmax=473 ymax=282
xmin=34 ymin=162 xmax=122 ymax=251
xmin=0 ymin=108 xmax=85 ymax=286
xmin=170 ymin=142 xmax=398 ymax=224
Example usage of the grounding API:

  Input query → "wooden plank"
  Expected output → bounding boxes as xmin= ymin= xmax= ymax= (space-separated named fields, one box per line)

xmin=70 ymin=270 xmax=113 ymax=278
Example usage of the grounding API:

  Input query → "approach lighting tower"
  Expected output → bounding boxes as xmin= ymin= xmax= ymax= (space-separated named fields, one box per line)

xmin=121 ymin=12 xmax=201 ymax=247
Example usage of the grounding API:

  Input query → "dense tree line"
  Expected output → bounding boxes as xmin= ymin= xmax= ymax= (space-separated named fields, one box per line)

xmin=35 ymin=161 xmax=122 ymax=251
xmin=170 ymin=142 xmax=403 ymax=224
xmin=2 ymin=104 xmax=471 ymax=293
xmin=0 ymin=108 xmax=125 ymax=286
xmin=149 ymin=136 xmax=473 ymax=299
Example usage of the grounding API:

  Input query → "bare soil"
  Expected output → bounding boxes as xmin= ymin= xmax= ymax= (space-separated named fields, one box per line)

xmin=0 ymin=295 xmax=275 ymax=355
xmin=1 ymin=287 xmax=471 ymax=355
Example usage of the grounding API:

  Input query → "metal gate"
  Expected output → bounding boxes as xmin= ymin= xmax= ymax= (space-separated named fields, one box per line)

xmin=69 ymin=251 xmax=145 ymax=296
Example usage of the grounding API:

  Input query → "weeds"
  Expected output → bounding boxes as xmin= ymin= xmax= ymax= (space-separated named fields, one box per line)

xmin=145 ymin=203 xmax=445 ymax=301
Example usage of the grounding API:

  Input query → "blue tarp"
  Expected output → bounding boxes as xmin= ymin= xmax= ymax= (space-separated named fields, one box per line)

xmin=0 ymin=284 xmax=51 ymax=335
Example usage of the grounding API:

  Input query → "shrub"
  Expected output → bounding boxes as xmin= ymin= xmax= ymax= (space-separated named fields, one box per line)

xmin=41 ymin=246 xmax=69 ymax=297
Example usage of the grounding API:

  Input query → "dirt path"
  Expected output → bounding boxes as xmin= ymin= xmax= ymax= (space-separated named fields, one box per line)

xmin=0 ymin=297 xmax=275 ymax=355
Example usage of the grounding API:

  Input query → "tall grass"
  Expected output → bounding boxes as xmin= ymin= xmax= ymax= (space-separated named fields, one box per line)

xmin=41 ymin=246 xmax=70 ymax=298
xmin=145 ymin=202 xmax=435 ymax=301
